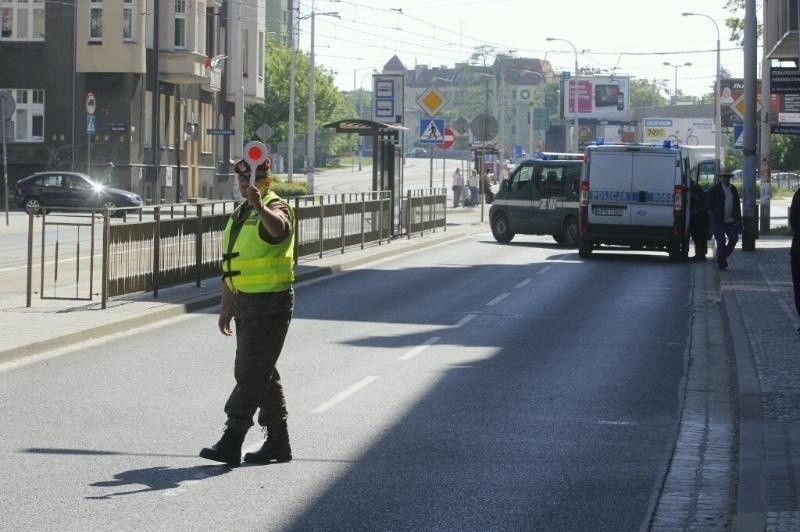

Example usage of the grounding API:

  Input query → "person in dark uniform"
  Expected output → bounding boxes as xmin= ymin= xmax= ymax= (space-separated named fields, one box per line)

xmin=790 ymin=185 xmax=800 ymax=332
xmin=200 ymin=157 xmax=295 ymax=466
xmin=688 ymin=179 xmax=709 ymax=260
xmin=705 ymin=171 xmax=742 ymax=271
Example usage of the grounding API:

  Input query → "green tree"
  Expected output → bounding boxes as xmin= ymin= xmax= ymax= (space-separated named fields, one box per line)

xmin=246 ymin=41 xmax=352 ymax=167
xmin=629 ymin=78 xmax=668 ymax=108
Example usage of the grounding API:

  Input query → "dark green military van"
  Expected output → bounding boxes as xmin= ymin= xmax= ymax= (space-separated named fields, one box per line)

xmin=489 ymin=152 xmax=584 ymax=246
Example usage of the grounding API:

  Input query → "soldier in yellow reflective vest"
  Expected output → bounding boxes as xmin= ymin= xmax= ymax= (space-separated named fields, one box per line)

xmin=200 ymin=156 xmax=296 ymax=466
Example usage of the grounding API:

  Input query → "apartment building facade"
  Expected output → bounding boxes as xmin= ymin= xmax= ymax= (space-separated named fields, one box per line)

xmin=0 ymin=0 xmax=266 ymax=204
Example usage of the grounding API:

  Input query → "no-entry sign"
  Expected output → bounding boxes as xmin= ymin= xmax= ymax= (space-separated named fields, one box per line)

xmin=437 ymin=127 xmax=454 ymax=149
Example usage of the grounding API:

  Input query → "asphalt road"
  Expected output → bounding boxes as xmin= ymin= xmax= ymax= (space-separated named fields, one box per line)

xmin=0 ymin=229 xmax=689 ymax=531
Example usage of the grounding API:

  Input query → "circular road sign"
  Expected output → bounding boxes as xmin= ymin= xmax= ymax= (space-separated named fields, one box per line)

xmin=470 ymin=114 xmax=498 ymax=141
xmin=243 ymin=140 xmax=269 ymax=186
xmin=0 ymin=90 xmax=16 ymax=118
xmin=437 ymin=127 xmax=455 ymax=149
xmin=85 ymin=92 xmax=96 ymax=115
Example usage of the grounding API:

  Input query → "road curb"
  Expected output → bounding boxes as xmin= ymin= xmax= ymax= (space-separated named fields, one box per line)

xmin=724 ymin=286 xmax=768 ymax=531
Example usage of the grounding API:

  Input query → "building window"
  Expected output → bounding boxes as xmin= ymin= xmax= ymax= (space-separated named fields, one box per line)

xmin=174 ymin=0 xmax=186 ymax=49
xmin=122 ymin=0 xmax=135 ymax=42
xmin=89 ymin=0 xmax=103 ymax=42
xmin=1 ymin=88 xmax=44 ymax=142
xmin=0 ymin=0 xmax=45 ymax=41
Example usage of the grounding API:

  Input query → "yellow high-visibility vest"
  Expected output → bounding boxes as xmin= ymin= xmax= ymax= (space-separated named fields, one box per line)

xmin=221 ymin=191 xmax=295 ymax=293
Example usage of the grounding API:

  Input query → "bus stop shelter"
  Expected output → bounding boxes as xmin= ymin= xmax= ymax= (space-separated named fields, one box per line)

xmin=323 ymin=119 xmax=408 ymax=233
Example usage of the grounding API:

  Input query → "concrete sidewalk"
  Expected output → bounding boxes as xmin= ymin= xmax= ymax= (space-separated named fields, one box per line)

xmin=719 ymin=237 xmax=800 ymax=531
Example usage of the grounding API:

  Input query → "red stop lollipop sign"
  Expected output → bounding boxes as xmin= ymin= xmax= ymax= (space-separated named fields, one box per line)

xmin=243 ymin=140 xmax=268 ymax=186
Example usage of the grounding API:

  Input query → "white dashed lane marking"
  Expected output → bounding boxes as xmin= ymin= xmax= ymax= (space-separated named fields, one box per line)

xmin=398 ymin=336 xmax=441 ymax=361
xmin=311 ymin=376 xmax=380 ymax=414
xmin=486 ymin=293 xmax=510 ymax=306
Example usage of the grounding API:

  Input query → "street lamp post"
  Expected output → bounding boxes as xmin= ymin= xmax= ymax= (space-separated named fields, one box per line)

xmin=682 ymin=12 xmax=722 ymax=168
xmin=546 ymin=37 xmax=579 ymax=152
xmin=355 ymin=68 xmax=376 ymax=171
xmin=663 ymin=61 xmax=693 ymax=106
xmin=304 ymin=1 xmax=339 ymax=194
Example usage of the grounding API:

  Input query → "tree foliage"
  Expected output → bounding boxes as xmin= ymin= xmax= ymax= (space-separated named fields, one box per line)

xmin=245 ymin=41 xmax=353 ymax=165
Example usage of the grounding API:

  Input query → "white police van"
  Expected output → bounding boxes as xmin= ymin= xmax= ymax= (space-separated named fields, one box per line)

xmin=489 ymin=152 xmax=583 ymax=246
xmin=578 ymin=143 xmax=690 ymax=260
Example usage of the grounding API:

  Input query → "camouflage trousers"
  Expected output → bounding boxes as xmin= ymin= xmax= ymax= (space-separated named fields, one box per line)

xmin=224 ymin=289 xmax=293 ymax=431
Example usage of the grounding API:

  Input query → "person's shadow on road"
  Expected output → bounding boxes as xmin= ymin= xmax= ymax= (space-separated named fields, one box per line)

xmin=86 ymin=465 xmax=231 ymax=499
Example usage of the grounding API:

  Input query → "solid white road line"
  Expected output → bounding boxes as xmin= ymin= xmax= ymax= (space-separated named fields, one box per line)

xmin=486 ymin=293 xmax=510 ymax=306
xmin=311 ymin=375 xmax=380 ymax=414
xmin=398 ymin=336 xmax=441 ymax=361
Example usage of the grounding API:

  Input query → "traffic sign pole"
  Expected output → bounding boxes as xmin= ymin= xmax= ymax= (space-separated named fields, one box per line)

xmin=86 ymin=92 xmax=96 ymax=179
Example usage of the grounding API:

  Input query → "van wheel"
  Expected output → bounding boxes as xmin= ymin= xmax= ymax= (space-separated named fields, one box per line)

xmin=491 ymin=213 xmax=515 ymax=243
xmin=578 ymin=238 xmax=593 ymax=258
xmin=561 ymin=217 xmax=579 ymax=247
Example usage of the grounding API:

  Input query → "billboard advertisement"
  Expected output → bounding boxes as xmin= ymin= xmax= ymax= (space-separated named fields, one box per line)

xmin=720 ymin=78 xmax=780 ymax=127
xmin=563 ymin=76 xmax=631 ymax=121
xmin=642 ymin=117 xmax=715 ymax=145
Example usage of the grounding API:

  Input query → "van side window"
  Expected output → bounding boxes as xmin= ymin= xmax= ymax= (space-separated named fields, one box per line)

xmin=544 ymin=170 xmax=561 ymax=195
xmin=511 ymin=165 xmax=533 ymax=192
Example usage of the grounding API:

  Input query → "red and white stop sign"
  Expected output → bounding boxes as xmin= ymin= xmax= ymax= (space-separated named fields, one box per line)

xmin=437 ymin=127 xmax=454 ymax=150
xmin=243 ymin=140 xmax=268 ymax=186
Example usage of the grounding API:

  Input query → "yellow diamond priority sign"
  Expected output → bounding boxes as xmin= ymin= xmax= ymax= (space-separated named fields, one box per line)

xmin=417 ymin=86 xmax=448 ymax=117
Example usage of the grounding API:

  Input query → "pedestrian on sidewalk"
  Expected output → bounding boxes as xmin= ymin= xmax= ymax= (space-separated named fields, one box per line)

xmin=689 ymin=179 xmax=709 ymax=261
xmin=451 ymin=167 xmax=464 ymax=208
xmin=468 ymin=169 xmax=479 ymax=205
xmin=200 ymin=156 xmax=295 ymax=466
xmin=705 ymin=170 xmax=742 ymax=271
xmin=790 ymin=184 xmax=800 ymax=329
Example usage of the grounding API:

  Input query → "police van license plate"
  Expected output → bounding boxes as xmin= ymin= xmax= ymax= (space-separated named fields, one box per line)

xmin=594 ymin=207 xmax=623 ymax=216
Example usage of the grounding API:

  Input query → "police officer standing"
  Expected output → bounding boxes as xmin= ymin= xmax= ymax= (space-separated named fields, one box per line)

xmin=200 ymin=157 xmax=295 ymax=466
xmin=689 ymin=179 xmax=709 ymax=260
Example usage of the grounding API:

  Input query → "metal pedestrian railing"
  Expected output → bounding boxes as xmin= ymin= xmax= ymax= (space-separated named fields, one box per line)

xmin=26 ymin=189 xmax=446 ymax=308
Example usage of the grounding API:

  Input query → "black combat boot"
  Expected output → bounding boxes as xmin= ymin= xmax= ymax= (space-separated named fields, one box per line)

xmin=243 ymin=421 xmax=292 ymax=464
xmin=199 ymin=427 xmax=247 ymax=465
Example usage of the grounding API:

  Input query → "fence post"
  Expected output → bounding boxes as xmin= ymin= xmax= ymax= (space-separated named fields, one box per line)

xmin=26 ymin=211 xmax=34 ymax=307
xmin=360 ymin=193 xmax=365 ymax=250
xmin=340 ymin=194 xmax=346 ymax=253
xmin=406 ymin=190 xmax=412 ymax=240
xmin=101 ymin=209 xmax=110 ymax=309
xmin=294 ymin=197 xmax=299 ymax=266
xmin=195 ymin=204 xmax=203 ymax=287
xmin=319 ymin=196 xmax=325 ymax=258
xmin=153 ymin=206 xmax=161 ymax=298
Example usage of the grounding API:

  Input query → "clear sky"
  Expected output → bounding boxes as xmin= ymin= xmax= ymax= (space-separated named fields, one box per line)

xmin=296 ymin=0 xmax=752 ymax=99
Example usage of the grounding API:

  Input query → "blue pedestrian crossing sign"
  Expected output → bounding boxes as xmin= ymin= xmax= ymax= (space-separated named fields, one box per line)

xmin=87 ymin=115 xmax=96 ymax=135
xmin=419 ymin=119 xmax=445 ymax=144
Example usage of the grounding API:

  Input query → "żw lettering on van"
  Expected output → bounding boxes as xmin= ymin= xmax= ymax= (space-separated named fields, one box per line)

xmin=537 ymin=197 xmax=559 ymax=210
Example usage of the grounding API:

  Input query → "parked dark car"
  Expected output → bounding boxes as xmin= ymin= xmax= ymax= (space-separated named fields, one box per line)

xmin=409 ymin=147 xmax=428 ymax=158
xmin=14 ymin=171 xmax=143 ymax=214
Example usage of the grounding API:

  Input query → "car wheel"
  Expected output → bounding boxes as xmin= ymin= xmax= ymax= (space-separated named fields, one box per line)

xmin=24 ymin=196 xmax=43 ymax=215
xmin=552 ymin=233 xmax=565 ymax=244
xmin=491 ymin=212 xmax=514 ymax=243
xmin=578 ymin=238 xmax=593 ymax=258
xmin=561 ymin=217 xmax=579 ymax=247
